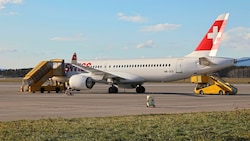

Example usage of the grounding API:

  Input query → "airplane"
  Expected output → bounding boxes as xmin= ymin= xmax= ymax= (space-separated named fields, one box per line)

xmin=66 ymin=13 xmax=237 ymax=93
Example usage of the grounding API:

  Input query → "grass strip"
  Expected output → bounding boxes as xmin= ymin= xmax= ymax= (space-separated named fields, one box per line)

xmin=0 ymin=109 xmax=249 ymax=141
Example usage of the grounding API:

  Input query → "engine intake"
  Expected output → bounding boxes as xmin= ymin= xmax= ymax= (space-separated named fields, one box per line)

xmin=69 ymin=74 xmax=95 ymax=90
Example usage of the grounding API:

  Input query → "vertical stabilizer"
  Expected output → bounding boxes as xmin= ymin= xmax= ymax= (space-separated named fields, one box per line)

xmin=186 ymin=13 xmax=229 ymax=57
xmin=71 ymin=52 xmax=77 ymax=64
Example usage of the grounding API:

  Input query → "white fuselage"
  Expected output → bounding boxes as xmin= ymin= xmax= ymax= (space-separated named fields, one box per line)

xmin=66 ymin=13 xmax=233 ymax=93
xmin=78 ymin=56 xmax=235 ymax=83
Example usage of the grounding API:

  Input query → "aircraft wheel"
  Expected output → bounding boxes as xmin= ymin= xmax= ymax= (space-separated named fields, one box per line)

xmin=136 ymin=86 xmax=145 ymax=93
xmin=56 ymin=87 xmax=60 ymax=93
xmin=199 ymin=90 xmax=204 ymax=95
xmin=108 ymin=86 xmax=118 ymax=93
xmin=225 ymin=91 xmax=230 ymax=95
xmin=219 ymin=90 xmax=223 ymax=95
xmin=40 ymin=87 xmax=45 ymax=93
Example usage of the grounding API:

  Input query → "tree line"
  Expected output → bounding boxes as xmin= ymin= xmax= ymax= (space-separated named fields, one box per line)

xmin=0 ymin=68 xmax=32 ymax=78
xmin=0 ymin=66 xmax=250 ymax=78
xmin=218 ymin=66 xmax=250 ymax=78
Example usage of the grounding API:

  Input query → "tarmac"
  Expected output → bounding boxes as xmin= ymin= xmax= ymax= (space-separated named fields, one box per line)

xmin=0 ymin=82 xmax=249 ymax=121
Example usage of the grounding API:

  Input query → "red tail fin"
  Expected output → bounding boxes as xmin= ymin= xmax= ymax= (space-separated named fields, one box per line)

xmin=186 ymin=13 xmax=229 ymax=57
xmin=71 ymin=53 xmax=77 ymax=64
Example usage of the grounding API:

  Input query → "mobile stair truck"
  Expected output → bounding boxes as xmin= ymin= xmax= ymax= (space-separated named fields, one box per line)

xmin=191 ymin=75 xmax=237 ymax=95
xmin=20 ymin=59 xmax=68 ymax=93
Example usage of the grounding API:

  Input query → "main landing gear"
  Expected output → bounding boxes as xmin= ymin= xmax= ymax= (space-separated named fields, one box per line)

xmin=136 ymin=85 xmax=145 ymax=93
xmin=108 ymin=85 xmax=145 ymax=93
xmin=108 ymin=85 xmax=118 ymax=93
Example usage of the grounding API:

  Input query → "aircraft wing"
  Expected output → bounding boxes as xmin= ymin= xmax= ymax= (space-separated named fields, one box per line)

xmin=71 ymin=63 xmax=116 ymax=78
xmin=71 ymin=63 xmax=145 ymax=83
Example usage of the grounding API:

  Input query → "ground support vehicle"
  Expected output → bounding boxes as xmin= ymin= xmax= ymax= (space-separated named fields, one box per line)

xmin=20 ymin=59 xmax=68 ymax=93
xmin=191 ymin=75 xmax=237 ymax=95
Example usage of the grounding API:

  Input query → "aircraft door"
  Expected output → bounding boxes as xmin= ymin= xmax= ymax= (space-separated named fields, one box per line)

xmin=176 ymin=59 xmax=183 ymax=73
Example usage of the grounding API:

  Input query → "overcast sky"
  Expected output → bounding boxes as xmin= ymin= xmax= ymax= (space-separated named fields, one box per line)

xmin=0 ymin=0 xmax=250 ymax=68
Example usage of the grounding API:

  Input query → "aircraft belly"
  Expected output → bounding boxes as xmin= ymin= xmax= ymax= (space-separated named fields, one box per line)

xmin=141 ymin=71 xmax=170 ymax=82
xmin=142 ymin=73 xmax=187 ymax=82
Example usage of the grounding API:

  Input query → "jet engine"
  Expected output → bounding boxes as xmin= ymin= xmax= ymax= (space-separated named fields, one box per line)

xmin=69 ymin=74 xmax=95 ymax=90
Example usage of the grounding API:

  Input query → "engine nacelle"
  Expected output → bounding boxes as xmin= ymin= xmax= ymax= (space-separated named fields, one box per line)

xmin=69 ymin=74 xmax=95 ymax=90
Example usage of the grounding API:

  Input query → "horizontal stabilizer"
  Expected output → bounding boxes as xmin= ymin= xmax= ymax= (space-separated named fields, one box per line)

xmin=199 ymin=57 xmax=215 ymax=66
xmin=236 ymin=57 xmax=250 ymax=66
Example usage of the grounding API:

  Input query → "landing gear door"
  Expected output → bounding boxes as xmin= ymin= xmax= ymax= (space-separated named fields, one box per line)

xmin=176 ymin=59 xmax=183 ymax=73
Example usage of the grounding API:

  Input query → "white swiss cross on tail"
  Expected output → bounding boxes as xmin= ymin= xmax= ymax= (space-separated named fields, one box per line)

xmin=186 ymin=13 xmax=229 ymax=57
xmin=207 ymin=26 xmax=222 ymax=45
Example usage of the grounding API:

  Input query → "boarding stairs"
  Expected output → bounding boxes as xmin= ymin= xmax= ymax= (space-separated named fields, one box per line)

xmin=209 ymin=75 xmax=238 ymax=95
xmin=191 ymin=75 xmax=238 ymax=95
xmin=21 ymin=59 xmax=67 ymax=93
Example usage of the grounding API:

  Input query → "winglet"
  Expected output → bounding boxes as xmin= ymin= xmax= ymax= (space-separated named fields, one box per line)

xmin=186 ymin=13 xmax=229 ymax=57
xmin=71 ymin=52 xmax=77 ymax=64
